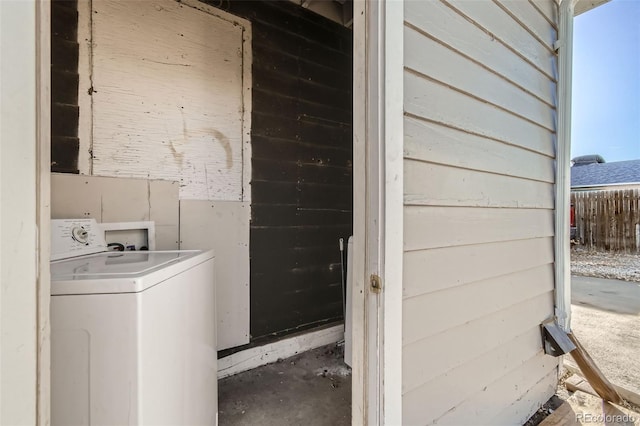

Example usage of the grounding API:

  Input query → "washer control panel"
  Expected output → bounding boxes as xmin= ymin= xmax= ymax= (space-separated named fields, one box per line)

xmin=51 ymin=219 xmax=107 ymax=261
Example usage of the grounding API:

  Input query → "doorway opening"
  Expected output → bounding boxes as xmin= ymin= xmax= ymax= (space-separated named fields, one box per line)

xmin=48 ymin=0 xmax=363 ymax=424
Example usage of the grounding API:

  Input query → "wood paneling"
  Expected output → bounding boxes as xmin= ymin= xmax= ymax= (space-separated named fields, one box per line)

xmin=445 ymin=0 xmax=556 ymax=79
xmin=90 ymin=0 xmax=246 ymax=201
xmin=403 ymin=264 xmax=555 ymax=345
xmin=405 ymin=71 xmax=555 ymax=157
xmin=51 ymin=0 xmax=79 ymax=173
xmin=50 ymin=173 xmax=179 ymax=249
xmin=216 ymin=1 xmax=353 ymax=339
xmin=402 ymin=0 xmax=558 ymax=423
xmin=402 ymin=292 xmax=554 ymax=400
xmin=403 ymin=237 xmax=554 ymax=298
xmin=404 ymin=160 xmax=554 ymax=209
xmin=404 ymin=0 xmax=556 ymax=105
xmin=404 ymin=25 xmax=555 ymax=130
xmin=404 ymin=206 xmax=554 ymax=251
xmin=404 ymin=116 xmax=555 ymax=183
xmin=572 ymin=189 xmax=640 ymax=252
xmin=434 ymin=353 xmax=557 ymax=425
xmin=179 ymin=200 xmax=250 ymax=350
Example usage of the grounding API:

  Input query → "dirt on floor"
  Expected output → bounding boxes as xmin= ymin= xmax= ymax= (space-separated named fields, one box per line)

xmin=571 ymin=247 xmax=640 ymax=282
xmin=218 ymin=343 xmax=351 ymax=426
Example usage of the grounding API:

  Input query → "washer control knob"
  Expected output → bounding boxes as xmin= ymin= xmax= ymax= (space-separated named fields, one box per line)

xmin=71 ymin=226 xmax=89 ymax=245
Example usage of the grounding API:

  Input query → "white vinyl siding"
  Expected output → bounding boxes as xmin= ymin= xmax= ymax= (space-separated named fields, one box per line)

xmin=402 ymin=0 xmax=559 ymax=424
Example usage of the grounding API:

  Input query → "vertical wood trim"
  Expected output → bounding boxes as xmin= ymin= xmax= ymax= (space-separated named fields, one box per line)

xmin=36 ymin=1 xmax=52 ymax=423
xmin=77 ymin=0 xmax=92 ymax=175
xmin=351 ymin=1 xmax=367 ymax=424
xmin=359 ymin=0 xmax=404 ymax=423
xmin=241 ymin=23 xmax=252 ymax=203
xmin=381 ymin=0 xmax=404 ymax=423
xmin=0 ymin=1 xmax=38 ymax=422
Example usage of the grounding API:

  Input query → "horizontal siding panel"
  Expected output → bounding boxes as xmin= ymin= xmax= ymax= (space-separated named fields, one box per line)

xmin=403 ymin=328 xmax=549 ymax=424
xmin=496 ymin=0 xmax=558 ymax=50
xmin=445 ymin=0 xmax=556 ymax=79
xmin=405 ymin=71 xmax=555 ymax=157
xmin=403 ymin=237 xmax=554 ymax=298
xmin=404 ymin=26 xmax=554 ymax=130
xmin=403 ymin=264 xmax=554 ymax=345
xmin=432 ymin=353 xmax=557 ymax=425
xmin=404 ymin=0 xmax=555 ymax=105
xmin=404 ymin=116 xmax=554 ymax=183
xmin=402 ymin=293 xmax=553 ymax=414
xmin=404 ymin=160 xmax=554 ymax=209
xmin=529 ymin=0 xmax=559 ymax=29
xmin=402 ymin=293 xmax=553 ymax=397
xmin=489 ymin=368 xmax=558 ymax=425
xmin=404 ymin=206 xmax=554 ymax=251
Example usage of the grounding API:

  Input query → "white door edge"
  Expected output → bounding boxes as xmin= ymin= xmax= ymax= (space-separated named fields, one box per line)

xmin=352 ymin=1 xmax=404 ymax=424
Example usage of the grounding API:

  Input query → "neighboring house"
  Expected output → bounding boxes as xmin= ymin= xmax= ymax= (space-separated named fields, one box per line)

xmin=0 ymin=0 xmax=609 ymax=425
xmin=571 ymin=157 xmax=640 ymax=250
xmin=571 ymin=157 xmax=640 ymax=191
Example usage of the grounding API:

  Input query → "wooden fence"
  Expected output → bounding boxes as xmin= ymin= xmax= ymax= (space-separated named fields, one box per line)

xmin=572 ymin=189 xmax=640 ymax=252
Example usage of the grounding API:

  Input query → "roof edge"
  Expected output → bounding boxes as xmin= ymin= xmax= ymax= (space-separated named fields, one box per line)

xmin=574 ymin=0 xmax=611 ymax=16
xmin=571 ymin=182 xmax=640 ymax=190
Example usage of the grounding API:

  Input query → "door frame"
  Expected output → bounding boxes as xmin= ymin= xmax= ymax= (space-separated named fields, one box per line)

xmin=36 ymin=0 xmax=52 ymax=423
xmin=30 ymin=0 xmax=404 ymax=424
xmin=352 ymin=1 xmax=404 ymax=424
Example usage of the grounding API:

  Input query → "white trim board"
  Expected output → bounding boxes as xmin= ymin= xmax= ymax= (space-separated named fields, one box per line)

xmin=217 ymin=325 xmax=344 ymax=379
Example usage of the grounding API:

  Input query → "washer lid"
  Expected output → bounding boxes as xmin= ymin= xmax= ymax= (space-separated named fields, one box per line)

xmin=51 ymin=250 xmax=213 ymax=295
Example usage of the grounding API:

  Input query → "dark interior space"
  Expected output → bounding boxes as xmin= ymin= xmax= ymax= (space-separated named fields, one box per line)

xmin=51 ymin=0 xmax=79 ymax=173
xmin=212 ymin=1 xmax=353 ymax=342
xmin=50 ymin=0 xmax=354 ymax=347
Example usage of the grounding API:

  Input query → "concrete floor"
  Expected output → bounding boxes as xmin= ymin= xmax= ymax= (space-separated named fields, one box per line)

xmin=218 ymin=343 xmax=351 ymax=426
xmin=569 ymin=276 xmax=640 ymax=396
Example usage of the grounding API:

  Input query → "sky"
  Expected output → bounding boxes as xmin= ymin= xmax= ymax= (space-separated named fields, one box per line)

xmin=571 ymin=0 xmax=640 ymax=163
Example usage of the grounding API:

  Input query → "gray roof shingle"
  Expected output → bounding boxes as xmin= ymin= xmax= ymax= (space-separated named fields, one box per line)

xmin=571 ymin=159 xmax=640 ymax=187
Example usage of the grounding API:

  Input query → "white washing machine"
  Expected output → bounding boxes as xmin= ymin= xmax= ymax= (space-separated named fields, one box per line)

xmin=50 ymin=219 xmax=217 ymax=425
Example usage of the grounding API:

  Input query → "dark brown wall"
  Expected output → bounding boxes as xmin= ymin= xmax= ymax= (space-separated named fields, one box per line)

xmin=51 ymin=0 xmax=79 ymax=173
xmin=215 ymin=1 xmax=353 ymax=340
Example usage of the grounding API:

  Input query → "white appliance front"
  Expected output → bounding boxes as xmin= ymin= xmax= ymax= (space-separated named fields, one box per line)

xmin=51 ymin=220 xmax=217 ymax=426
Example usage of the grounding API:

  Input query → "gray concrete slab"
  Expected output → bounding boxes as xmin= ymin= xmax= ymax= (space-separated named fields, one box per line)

xmin=572 ymin=275 xmax=640 ymax=315
xmin=218 ymin=344 xmax=351 ymax=426
xmin=569 ymin=276 xmax=640 ymax=396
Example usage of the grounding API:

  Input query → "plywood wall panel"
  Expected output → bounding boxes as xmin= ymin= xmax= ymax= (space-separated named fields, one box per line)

xmin=179 ymin=200 xmax=250 ymax=350
xmin=91 ymin=0 xmax=246 ymax=201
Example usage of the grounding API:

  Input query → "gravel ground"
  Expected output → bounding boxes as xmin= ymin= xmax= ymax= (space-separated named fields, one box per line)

xmin=571 ymin=247 xmax=640 ymax=282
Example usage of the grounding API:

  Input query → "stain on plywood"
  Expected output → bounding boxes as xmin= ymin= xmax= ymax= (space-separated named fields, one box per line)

xmin=90 ymin=0 xmax=246 ymax=200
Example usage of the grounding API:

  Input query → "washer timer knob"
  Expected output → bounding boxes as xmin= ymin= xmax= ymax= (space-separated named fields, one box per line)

xmin=71 ymin=226 xmax=89 ymax=245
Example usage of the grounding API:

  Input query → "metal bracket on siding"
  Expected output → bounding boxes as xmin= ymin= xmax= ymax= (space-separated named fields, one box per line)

xmin=370 ymin=274 xmax=382 ymax=294
xmin=541 ymin=318 xmax=576 ymax=357
xmin=554 ymin=39 xmax=562 ymax=52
